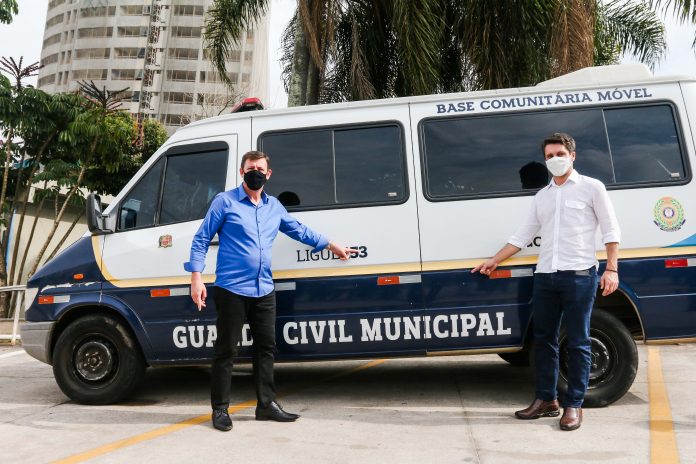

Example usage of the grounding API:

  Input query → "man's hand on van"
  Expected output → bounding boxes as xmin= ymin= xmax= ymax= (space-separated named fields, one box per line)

xmin=471 ymin=244 xmax=521 ymax=276
xmin=471 ymin=258 xmax=499 ymax=276
xmin=191 ymin=272 xmax=207 ymax=311
xmin=327 ymin=241 xmax=359 ymax=260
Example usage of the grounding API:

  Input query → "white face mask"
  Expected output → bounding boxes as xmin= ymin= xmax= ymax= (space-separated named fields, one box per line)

xmin=545 ymin=156 xmax=572 ymax=177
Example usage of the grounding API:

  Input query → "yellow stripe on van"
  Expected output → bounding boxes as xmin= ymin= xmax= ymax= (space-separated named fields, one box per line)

xmin=90 ymin=236 xmax=215 ymax=288
xmin=272 ymin=262 xmax=422 ymax=279
xmin=90 ymin=234 xmax=696 ymax=288
xmin=423 ymin=246 xmax=696 ymax=272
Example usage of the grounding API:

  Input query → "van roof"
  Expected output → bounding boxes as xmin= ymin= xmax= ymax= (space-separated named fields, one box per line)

xmin=171 ymin=64 xmax=696 ymax=140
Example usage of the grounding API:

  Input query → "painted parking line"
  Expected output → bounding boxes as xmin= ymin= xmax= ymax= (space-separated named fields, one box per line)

xmin=648 ymin=346 xmax=680 ymax=464
xmin=52 ymin=359 xmax=386 ymax=464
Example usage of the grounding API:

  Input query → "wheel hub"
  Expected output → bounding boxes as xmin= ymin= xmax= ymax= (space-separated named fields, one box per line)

xmin=75 ymin=339 xmax=115 ymax=382
xmin=589 ymin=336 xmax=611 ymax=381
xmin=559 ymin=329 xmax=617 ymax=389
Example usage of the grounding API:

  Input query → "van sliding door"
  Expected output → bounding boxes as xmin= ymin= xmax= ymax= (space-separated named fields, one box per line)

xmin=254 ymin=105 xmax=425 ymax=360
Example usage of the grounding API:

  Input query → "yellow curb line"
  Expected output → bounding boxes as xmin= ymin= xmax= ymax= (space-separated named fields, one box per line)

xmin=648 ymin=346 xmax=680 ymax=464
xmin=52 ymin=359 xmax=386 ymax=464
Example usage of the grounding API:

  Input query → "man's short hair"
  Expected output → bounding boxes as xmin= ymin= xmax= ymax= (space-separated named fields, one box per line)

xmin=240 ymin=150 xmax=271 ymax=169
xmin=541 ymin=132 xmax=576 ymax=155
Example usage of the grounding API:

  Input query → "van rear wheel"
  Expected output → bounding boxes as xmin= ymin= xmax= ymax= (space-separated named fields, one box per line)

xmin=558 ymin=307 xmax=638 ymax=408
xmin=52 ymin=315 xmax=146 ymax=405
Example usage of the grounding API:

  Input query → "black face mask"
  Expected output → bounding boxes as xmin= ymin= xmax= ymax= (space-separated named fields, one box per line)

xmin=244 ymin=170 xmax=267 ymax=191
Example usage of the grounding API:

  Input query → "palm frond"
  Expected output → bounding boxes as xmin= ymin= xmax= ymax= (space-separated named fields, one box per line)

xmin=204 ymin=0 xmax=269 ymax=88
xmin=550 ymin=0 xmax=596 ymax=77
xmin=77 ymin=80 xmax=129 ymax=112
xmin=0 ymin=56 xmax=42 ymax=89
xmin=599 ymin=0 xmax=666 ymax=67
xmin=649 ymin=0 xmax=696 ymax=22
xmin=391 ymin=0 xmax=447 ymax=95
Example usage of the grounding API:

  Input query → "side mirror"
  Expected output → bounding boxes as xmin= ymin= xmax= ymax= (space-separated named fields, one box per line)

xmin=86 ymin=193 xmax=108 ymax=234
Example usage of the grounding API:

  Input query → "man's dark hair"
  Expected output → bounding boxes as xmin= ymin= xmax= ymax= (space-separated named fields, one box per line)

xmin=240 ymin=150 xmax=271 ymax=169
xmin=541 ymin=132 xmax=576 ymax=155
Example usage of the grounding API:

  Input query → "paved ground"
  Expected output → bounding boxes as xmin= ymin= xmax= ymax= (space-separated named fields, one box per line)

xmin=0 ymin=343 xmax=694 ymax=464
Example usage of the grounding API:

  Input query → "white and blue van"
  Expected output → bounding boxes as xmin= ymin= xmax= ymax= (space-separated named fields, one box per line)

xmin=21 ymin=64 xmax=696 ymax=406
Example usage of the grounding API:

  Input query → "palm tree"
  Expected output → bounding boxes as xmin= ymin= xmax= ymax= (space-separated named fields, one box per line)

xmin=205 ymin=0 xmax=667 ymax=105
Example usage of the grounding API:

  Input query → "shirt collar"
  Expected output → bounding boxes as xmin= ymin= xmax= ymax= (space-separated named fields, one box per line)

xmin=549 ymin=169 xmax=580 ymax=188
xmin=236 ymin=184 xmax=269 ymax=204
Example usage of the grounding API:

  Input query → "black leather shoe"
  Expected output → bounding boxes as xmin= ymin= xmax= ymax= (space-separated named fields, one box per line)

xmin=255 ymin=401 xmax=299 ymax=422
xmin=212 ymin=408 xmax=233 ymax=431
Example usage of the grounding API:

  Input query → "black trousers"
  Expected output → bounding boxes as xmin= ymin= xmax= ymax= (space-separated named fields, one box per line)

xmin=211 ymin=287 xmax=277 ymax=410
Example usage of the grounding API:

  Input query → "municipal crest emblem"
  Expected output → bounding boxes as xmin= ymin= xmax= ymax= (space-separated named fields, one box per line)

xmin=653 ymin=197 xmax=685 ymax=232
xmin=159 ymin=234 xmax=173 ymax=248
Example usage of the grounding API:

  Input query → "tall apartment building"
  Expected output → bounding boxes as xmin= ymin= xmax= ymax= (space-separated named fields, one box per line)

xmin=37 ymin=0 xmax=269 ymax=134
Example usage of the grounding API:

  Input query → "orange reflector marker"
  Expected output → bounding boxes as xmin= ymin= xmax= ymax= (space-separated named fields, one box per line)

xmin=377 ymin=276 xmax=400 ymax=285
xmin=73 ymin=273 xmax=84 ymax=280
xmin=665 ymin=259 xmax=687 ymax=268
xmin=150 ymin=289 xmax=171 ymax=298
xmin=38 ymin=296 xmax=54 ymax=304
xmin=489 ymin=270 xmax=512 ymax=279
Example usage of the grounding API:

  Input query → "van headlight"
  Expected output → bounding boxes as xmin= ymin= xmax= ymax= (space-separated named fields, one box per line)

xmin=24 ymin=287 xmax=39 ymax=312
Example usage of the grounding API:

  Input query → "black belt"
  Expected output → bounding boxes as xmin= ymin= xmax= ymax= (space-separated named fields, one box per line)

xmin=554 ymin=268 xmax=594 ymax=276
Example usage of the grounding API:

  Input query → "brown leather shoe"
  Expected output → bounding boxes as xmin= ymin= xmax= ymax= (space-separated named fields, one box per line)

xmin=560 ymin=407 xmax=583 ymax=431
xmin=514 ymin=399 xmax=560 ymax=420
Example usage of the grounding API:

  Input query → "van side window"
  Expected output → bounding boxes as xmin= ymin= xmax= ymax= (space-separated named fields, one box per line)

xmin=604 ymin=106 xmax=685 ymax=183
xmin=259 ymin=124 xmax=406 ymax=210
xmin=159 ymin=150 xmax=227 ymax=224
xmin=117 ymin=144 xmax=228 ymax=231
xmin=421 ymin=104 xmax=686 ymax=200
xmin=118 ymin=158 xmax=164 ymax=230
xmin=421 ymin=109 xmax=613 ymax=199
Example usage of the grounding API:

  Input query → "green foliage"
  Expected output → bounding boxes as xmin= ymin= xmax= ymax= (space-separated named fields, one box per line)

xmin=36 ymin=110 xmax=169 ymax=197
xmin=207 ymin=0 xmax=668 ymax=103
xmin=0 ymin=0 xmax=18 ymax=24
xmin=596 ymin=0 xmax=666 ymax=67
xmin=142 ymin=118 xmax=169 ymax=163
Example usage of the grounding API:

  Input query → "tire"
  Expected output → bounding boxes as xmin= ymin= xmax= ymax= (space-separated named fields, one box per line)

xmin=498 ymin=349 xmax=531 ymax=366
xmin=557 ymin=307 xmax=638 ymax=408
xmin=52 ymin=314 xmax=146 ymax=405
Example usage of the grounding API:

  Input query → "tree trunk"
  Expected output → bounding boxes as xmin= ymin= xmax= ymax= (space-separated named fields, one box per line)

xmin=288 ymin=19 xmax=310 ymax=107
xmin=8 ymin=134 xmax=52 ymax=285
xmin=46 ymin=210 xmax=84 ymax=263
xmin=15 ymin=184 xmax=46 ymax=287
xmin=0 ymin=133 xmax=13 ymax=317
xmin=0 ymin=130 xmax=14 ymax=226
xmin=305 ymin=58 xmax=320 ymax=105
xmin=28 ymin=157 xmax=90 ymax=278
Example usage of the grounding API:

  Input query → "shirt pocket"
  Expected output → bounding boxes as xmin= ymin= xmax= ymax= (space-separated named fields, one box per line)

xmin=565 ymin=200 xmax=587 ymax=210
xmin=564 ymin=199 xmax=588 ymax=223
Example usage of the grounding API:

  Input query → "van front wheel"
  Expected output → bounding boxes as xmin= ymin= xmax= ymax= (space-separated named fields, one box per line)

xmin=52 ymin=315 xmax=146 ymax=405
xmin=558 ymin=308 xmax=638 ymax=408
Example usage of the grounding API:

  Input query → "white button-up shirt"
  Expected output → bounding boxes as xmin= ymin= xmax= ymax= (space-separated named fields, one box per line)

xmin=508 ymin=170 xmax=621 ymax=273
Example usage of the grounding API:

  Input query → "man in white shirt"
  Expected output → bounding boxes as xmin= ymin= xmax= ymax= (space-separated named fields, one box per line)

xmin=472 ymin=133 xmax=620 ymax=431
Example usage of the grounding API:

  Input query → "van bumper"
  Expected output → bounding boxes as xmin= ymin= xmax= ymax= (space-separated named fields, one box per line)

xmin=20 ymin=321 xmax=55 ymax=365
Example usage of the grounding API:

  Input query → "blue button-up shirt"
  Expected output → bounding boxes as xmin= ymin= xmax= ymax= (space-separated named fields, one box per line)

xmin=184 ymin=185 xmax=328 ymax=297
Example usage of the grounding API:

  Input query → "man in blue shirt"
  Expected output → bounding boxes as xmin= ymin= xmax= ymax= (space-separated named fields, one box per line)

xmin=185 ymin=150 xmax=356 ymax=432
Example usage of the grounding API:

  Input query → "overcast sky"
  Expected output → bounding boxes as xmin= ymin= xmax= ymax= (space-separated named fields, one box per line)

xmin=1 ymin=0 xmax=695 ymax=109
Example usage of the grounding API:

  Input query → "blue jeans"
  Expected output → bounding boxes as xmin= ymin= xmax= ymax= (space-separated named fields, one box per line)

xmin=533 ymin=269 xmax=598 ymax=408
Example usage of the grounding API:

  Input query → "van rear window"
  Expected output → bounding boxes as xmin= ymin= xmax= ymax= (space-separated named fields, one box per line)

xmin=420 ymin=103 xmax=687 ymax=200
xmin=259 ymin=123 xmax=407 ymax=210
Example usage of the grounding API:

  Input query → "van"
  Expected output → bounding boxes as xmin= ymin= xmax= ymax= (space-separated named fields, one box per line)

xmin=21 ymin=64 xmax=696 ymax=406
